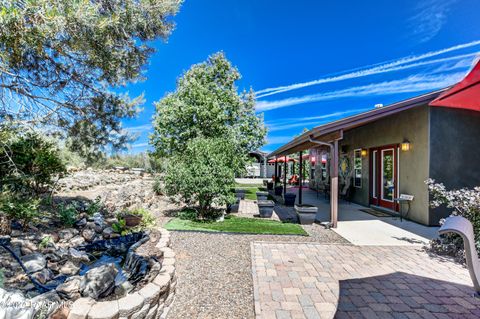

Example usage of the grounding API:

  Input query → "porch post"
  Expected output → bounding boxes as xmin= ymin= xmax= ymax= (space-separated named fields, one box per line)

xmin=283 ymin=155 xmax=287 ymax=195
xmin=298 ymin=151 xmax=303 ymax=205
xmin=274 ymin=157 xmax=278 ymax=182
xmin=263 ymin=157 xmax=267 ymax=178
xmin=330 ymin=140 xmax=339 ymax=228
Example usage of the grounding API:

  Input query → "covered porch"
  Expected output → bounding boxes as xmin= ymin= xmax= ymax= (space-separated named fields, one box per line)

xmin=282 ymin=186 xmax=438 ymax=245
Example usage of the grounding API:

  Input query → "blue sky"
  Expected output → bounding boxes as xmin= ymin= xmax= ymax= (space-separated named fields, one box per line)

xmin=122 ymin=0 xmax=480 ymax=154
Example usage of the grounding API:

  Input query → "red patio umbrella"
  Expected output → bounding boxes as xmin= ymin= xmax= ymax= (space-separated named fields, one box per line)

xmin=429 ymin=59 xmax=480 ymax=111
xmin=267 ymin=157 xmax=297 ymax=163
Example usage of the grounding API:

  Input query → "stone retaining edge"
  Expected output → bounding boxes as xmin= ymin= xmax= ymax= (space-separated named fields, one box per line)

xmin=67 ymin=228 xmax=176 ymax=319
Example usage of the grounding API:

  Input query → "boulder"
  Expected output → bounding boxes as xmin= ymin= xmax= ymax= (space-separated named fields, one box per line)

xmin=60 ymin=261 xmax=80 ymax=275
xmin=32 ymin=268 xmax=54 ymax=284
xmin=82 ymin=228 xmax=96 ymax=242
xmin=102 ymin=227 xmax=114 ymax=239
xmin=58 ymin=228 xmax=78 ymax=241
xmin=74 ymin=218 xmax=87 ymax=228
xmin=20 ymin=253 xmax=46 ymax=274
xmin=80 ymin=263 xmax=118 ymax=299
xmin=69 ymin=248 xmax=90 ymax=263
xmin=70 ymin=235 xmax=85 ymax=247
xmin=56 ymin=275 xmax=82 ymax=300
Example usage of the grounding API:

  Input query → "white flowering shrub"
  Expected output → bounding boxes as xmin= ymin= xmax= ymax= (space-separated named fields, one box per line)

xmin=426 ymin=179 xmax=480 ymax=260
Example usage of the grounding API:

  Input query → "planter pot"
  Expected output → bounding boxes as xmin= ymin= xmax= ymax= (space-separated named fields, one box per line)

xmin=257 ymin=200 xmax=275 ymax=218
xmin=274 ymin=186 xmax=283 ymax=196
xmin=294 ymin=204 xmax=318 ymax=225
xmin=283 ymin=193 xmax=296 ymax=206
xmin=123 ymin=214 xmax=142 ymax=227
xmin=235 ymin=189 xmax=246 ymax=200
xmin=266 ymin=182 xmax=274 ymax=190
xmin=228 ymin=198 xmax=241 ymax=213
xmin=256 ymin=191 xmax=269 ymax=201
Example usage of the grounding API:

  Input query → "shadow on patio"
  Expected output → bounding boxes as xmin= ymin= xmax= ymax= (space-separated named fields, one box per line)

xmin=335 ymin=272 xmax=480 ymax=318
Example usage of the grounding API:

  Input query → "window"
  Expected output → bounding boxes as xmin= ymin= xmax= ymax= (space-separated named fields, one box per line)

xmin=321 ymin=153 xmax=328 ymax=181
xmin=354 ymin=149 xmax=362 ymax=188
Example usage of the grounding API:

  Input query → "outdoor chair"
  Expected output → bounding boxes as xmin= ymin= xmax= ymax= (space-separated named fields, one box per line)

xmin=439 ymin=216 xmax=480 ymax=295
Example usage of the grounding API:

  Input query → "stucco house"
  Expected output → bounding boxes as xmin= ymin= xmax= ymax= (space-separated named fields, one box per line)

xmin=267 ymin=61 xmax=480 ymax=227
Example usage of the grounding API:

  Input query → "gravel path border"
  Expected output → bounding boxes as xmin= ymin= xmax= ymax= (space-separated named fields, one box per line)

xmin=167 ymin=223 xmax=349 ymax=319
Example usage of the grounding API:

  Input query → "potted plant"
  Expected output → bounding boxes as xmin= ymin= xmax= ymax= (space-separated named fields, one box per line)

xmin=294 ymin=204 xmax=318 ymax=225
xmin=274 ymin=184 xmax=283 ymax=196
xmin=257 ymin=200 xmax=275 ymax=218
xmin=234 ymin=189 xmax=246 ymax=200
xmin=256 ymin=191 xmax=269 ymax=201
xmin=283 ymin=193 xmax=296 ymax=206
xmin=267 ymin=181 xmax=274 ymax=190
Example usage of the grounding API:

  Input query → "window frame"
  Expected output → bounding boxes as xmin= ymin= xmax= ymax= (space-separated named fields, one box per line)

xmin=353 ymin=148 xmax=362 ymax=188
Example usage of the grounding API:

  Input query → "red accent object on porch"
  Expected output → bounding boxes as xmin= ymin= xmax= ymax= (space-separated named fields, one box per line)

xmin=267 ymin=157 xmax=297 ymax=163
xmin=429 ymin=59 xmax=480 ymax=112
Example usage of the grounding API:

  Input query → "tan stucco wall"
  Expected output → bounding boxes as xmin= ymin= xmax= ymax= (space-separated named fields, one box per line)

xmin=314 ymin=104 xmax=431 ymax=225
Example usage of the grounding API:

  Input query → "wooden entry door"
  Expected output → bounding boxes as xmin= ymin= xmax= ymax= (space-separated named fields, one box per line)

xmin=370 ymin=145 xmax=399 ymax=211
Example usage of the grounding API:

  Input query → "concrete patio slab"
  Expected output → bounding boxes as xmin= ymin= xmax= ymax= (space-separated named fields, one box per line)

xmin=286 ymin=187 xmax=439 ymax=246
xmin=252 ymin=242 xmax=479 ymax=319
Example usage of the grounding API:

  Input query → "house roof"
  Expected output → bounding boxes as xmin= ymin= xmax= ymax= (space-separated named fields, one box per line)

xmin=267 ymin=88 xmax=447 ymax=158
xmin=430 ymin=59 xmax=480 ymax=111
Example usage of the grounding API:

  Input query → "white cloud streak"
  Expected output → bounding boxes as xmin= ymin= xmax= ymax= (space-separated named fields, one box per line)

xmin=256 ymin=41 xmax=480 ymax=98
xmin=266 ymin=108 xmax=371 ymax=132
xmin=256 ymin=72 xmax=465 ymax=112
xmin=130 ymin=142 xmax=149 ymax=148
xmin=124 ymin=124 xmax=152 ymax=133
xmin=409 ymin=0 xmax=457 ymax=43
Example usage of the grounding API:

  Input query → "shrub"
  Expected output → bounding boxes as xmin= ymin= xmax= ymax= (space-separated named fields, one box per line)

xmin=177 ymin=208 xmax=198 ymax=221
xmin=58 ymin=204 xmax=78 ymax=227
xmin=85 ymin=197 xmax=103 ymax=216
xmin=426 ymin=179 xmax=480 ymax=258
xmin=153 ymin=178 xmax=165 ymax=195
xmin=0 ymin=193 xmax=41 ymax=229
xmin=164 ymin=137 xmax=240 ymax=220
xmin=0 ymin=132 xmax=66 ymax=195
xmin=129 ymin=208 xmax=157 ymax=229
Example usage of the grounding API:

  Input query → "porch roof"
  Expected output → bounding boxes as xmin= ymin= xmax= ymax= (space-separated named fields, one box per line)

xmin=267 ymin=89 xmax=446 ymax=158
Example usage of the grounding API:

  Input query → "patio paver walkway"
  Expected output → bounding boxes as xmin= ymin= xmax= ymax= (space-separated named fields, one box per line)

xmin=252 ymin=242 xmax=480 ymax=319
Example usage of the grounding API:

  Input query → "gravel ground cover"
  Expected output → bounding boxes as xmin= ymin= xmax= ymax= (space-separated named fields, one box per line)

xmin=167 ymin=224 xmax=349 ymax=319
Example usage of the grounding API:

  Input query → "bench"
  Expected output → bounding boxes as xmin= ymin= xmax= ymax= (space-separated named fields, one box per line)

xmin=439 ymin=216 xmax=480 ymax=295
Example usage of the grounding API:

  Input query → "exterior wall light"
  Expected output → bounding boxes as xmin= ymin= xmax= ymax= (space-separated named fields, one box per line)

xmin=401 ymin=140 xmax=411 ymax=151
xmin=361 ymin=149 xmax=367 ymax=157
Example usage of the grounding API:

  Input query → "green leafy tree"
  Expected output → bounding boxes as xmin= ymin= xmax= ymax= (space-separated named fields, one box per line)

xmin=164 ymin=138 xmax=242 ymax=219
xmin=151 ymin=52 xmax=266 ymax=158
xmin=0 ymin=132 xmax=66 ymax=195
xmin=0 ymin=0 xmax=182 ymax=158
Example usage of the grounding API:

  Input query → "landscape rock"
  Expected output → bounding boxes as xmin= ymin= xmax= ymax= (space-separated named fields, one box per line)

xmin=60 ymin=261 xmax=80 ymax=275
xmin=102 ymin=227 xmax=114 ymax=239
xmin=80 ymin=263 xmax=118 ymax=299
xmin=70 ymin=235 xmax=86 ymax=247
xmin=82 ymin=228 xmax=96 ymax=242
xmin=20 ymin=253 xmax=47 ymax=274
xmin=58 ymin=228 xmax=79 ymax=241
xmin=32 ymin=268 xmax=54 ymax=284
xmin=69 ymin=248 xmax=90 ymax=263
xmin=75 ymin=218 xmax=87 ymax=228
xmin=56 ymin=275 xmax=82 ymax=300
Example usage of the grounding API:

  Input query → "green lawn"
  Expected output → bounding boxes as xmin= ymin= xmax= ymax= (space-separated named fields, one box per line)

xmin=234 ymin=184 xmax=268 ymax=200
xmin=165 ymin=215 xmax=307 ymax=235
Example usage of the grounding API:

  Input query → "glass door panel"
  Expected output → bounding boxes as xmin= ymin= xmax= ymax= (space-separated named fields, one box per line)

xmin=381 ymin=149 xmax=394 ymax=202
